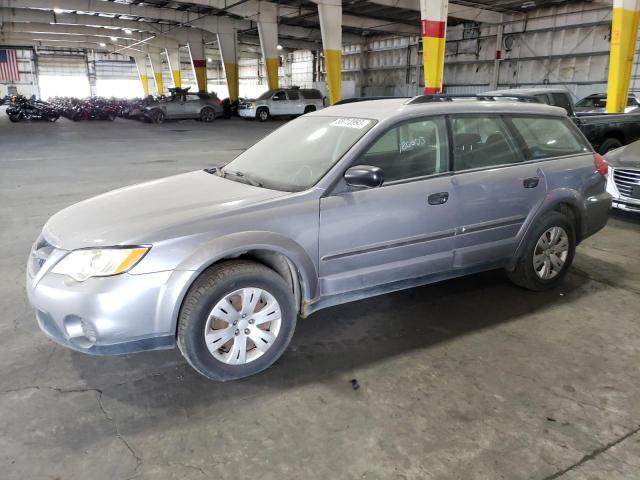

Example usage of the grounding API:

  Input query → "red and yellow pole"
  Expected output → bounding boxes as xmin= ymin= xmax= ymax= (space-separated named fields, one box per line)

xmin=607 ymin=0 xmax=640 ymax=112
xmin=420 ymin=0 xmax=449 ymax=95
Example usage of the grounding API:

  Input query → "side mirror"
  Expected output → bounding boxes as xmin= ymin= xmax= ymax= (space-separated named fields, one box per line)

xmin=344 ymin=165 xmax=384 ymax=189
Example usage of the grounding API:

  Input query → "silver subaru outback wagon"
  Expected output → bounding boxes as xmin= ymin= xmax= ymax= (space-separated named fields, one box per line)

xmin=27 ymin=97 xmax=612 ymax=381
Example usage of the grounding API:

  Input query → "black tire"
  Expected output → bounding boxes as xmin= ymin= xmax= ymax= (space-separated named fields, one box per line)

xmin=303 ymin=105 xmax=316 ymax=114
xmin=8 ymin=114 xmax=19 ymax=123
xmin=507 ymin=211 xmax=576 ymax=291
xmin=598 ymin=137 xmax=623 ymax=154
xmin=200 ymin=107 xmax=216 ymax=123
xmin=257 ymin=107 xmax=269 ymax=122
xmin=177 ymin=260 xmax=297 ymax=381
xmin=150 ymin=109 xmax=165 ymax=124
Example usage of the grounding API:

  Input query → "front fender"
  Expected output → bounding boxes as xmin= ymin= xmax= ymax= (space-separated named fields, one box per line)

xmin=175 ymin=231 xmax=319 ymax=302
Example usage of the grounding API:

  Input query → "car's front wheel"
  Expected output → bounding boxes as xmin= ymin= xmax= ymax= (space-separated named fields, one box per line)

xmin=150 ymin=109 xmax=165 ymax=124
xmin=257 ymin=107 xmax=269 ymax=122
xmin=200 ymin=107 xmax=216 ymax=123
xmin=177 ymin=260 xmax=297 ymax=381
xmin=507 ymin=211 xmax=575 ymax=291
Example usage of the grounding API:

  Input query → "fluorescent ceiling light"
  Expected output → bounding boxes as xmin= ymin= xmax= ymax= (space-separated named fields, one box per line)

xmin=53 ymin=8 xmax=64 ymax=14
xmin=110 ymin=36 xmax=118 ymax=41
xmin=123 ymin=28 xmax=132 ymax=35
xmin=99 ymin=42 xmax=106 ymax=47
xmin=276 ymin=44 xmax=283 ymax=50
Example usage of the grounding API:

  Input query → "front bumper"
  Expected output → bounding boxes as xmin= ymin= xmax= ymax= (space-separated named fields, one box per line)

xmin=27 ymin=263 xmax=194 ymax=355
xmin=238 ymin=107 xmax=256 ymax=119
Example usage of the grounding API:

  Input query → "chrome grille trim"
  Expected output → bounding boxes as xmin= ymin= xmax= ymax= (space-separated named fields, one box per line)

xmin=28 ymin=235 xmax=54 ymax=278
xmin=613 ymin=168 xmax=640 ymax=199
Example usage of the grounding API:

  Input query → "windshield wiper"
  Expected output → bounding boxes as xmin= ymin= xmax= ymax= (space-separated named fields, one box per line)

xmin=225 ymin=170 xmax=264 ymax=188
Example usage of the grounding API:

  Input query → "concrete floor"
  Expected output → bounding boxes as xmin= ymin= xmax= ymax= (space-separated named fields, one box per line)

xmin=1 ymin=110 xmax=639 ymax=480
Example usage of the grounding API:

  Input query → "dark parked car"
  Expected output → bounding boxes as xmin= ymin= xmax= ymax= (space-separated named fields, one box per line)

xmin=484 ymin=88 xmax=640 ymax=154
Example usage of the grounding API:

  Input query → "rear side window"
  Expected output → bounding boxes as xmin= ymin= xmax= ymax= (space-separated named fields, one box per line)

xmin=359 ymin=117 xmax=449 ymax=182
xmin=300 ymin=89 xmax=322 ymax=99
xmin=451 ymin=116 xmax=523 ymax=171
xmin=551 ymin=93 xmax=573 ymax=114
xmin=510 ymin=116 xmax=590 ymax=160
xmin=287 ymin=90 xmax=300 ymax=100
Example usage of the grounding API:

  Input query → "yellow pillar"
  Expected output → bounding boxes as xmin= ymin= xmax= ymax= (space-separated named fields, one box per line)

xmin=165 ymin=48 xmax=182 ymax=89
xmin=420 ymin=0 xmax=449 ymax=94
xmin=172 ymin=70 xmax=182 ymax=88
xmin=265 ymin=58 xmax=279 ymax=90
xmin=324 ymin=49 xmax=342 ymax=105
xmin=607 ymin=0 xmax=640 ymax=112
xmin=154 ymin=72 xmax=164 ymax=95
xmin=140 ymin=74 xmax=149 ymax=96
xmin=224 ymin=62 xmax=239 ymax=101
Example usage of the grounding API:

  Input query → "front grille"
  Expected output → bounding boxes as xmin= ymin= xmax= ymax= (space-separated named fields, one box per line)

xmin=28 ymin=235 xmax=54 ymax=277
xmin=613 ymin=168 xmax=640 ymax=199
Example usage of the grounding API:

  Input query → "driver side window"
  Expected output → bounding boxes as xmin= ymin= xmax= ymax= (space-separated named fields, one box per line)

xmin=358 ymin=118 xmax=449 ymax=182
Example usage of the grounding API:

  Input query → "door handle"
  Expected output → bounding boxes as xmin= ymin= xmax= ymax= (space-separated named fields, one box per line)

xmin=523 ymin=177 xmax=540 ymax=188
xmin=428 ymin=192 xmax=449 ymax=205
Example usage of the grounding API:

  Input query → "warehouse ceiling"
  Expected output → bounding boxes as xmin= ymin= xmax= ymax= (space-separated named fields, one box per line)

xmin=0 ymin=0 xmax=591 ymax=55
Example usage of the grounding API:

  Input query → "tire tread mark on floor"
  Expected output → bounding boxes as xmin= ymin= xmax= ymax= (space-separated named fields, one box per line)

xmin=541 ymin=424 xmax=640 ymax=480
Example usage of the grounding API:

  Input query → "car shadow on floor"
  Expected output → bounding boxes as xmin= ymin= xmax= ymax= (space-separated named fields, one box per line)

xmin=68 ymin=265 xmax=611 ymax=427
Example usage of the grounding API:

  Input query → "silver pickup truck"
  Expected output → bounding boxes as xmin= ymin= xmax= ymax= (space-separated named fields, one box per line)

xmin=238 ymin=87 xmax=325 ymax=121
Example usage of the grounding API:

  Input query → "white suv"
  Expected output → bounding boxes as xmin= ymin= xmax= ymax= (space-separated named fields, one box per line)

xmin=238 ymin=88 xmax=325 ymax=121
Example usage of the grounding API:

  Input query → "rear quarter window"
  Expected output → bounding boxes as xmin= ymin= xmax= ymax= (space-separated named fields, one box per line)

xmin=509 ymin=116 xmax=590 ymax=160
xmin=300 ymin=89 xmax=322 ymax=99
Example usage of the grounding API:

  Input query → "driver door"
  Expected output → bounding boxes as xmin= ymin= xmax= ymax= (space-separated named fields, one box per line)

xmin=270 ymin=90 xmax=288 ymax=115
xmin=318 ymin=117 xmax=457 ymax=297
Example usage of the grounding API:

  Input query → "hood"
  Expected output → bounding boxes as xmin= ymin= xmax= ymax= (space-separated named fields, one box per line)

xmin=44 ymin=170 xmax=288 ymax=250
xmin=605 ymin=140 xmax=640 ymax=169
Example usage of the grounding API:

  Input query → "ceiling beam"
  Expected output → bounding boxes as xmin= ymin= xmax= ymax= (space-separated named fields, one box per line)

xmin=364 ymin=0 xmax=503 ymax=23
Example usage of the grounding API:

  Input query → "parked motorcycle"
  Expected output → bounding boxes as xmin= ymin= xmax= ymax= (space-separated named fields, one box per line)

xmin=6 ymin=95 xmax=60 ymax=122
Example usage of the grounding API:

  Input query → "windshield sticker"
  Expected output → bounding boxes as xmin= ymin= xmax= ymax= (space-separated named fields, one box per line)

xmin=330 ymin=118 xmax=371 ymax=129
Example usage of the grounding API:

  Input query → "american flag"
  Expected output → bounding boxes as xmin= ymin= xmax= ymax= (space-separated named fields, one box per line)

xmin=0 ymin=49 xmax=20 ymax=81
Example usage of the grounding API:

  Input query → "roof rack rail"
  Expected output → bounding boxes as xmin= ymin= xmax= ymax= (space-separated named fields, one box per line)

xmin=405 ymin=93 xmax=541 ymax=105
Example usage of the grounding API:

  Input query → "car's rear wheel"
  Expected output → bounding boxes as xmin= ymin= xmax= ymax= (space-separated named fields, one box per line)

xmin=257 ymin=107 xmax=269 ymax=122
xmin=200 ymin=107 xmax=216 ymax=123
xmin=303 ymin=105 xmax=316 ymax=114
xmin=507 ymin=211 xmax=575 ymax=291
xmin=177 ymin=260 xmax=297 ymax=381
xmin=150 ymin=109 xmax=165 ymax=124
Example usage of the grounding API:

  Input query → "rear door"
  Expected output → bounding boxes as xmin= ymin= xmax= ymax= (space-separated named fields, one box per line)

xmin=450 ymin=114 xmax=548 ymax=267
xmin=318 ymin=117 xmax=457 ymax=296
xmin=286 ymin=90 xmax=305 ymax=114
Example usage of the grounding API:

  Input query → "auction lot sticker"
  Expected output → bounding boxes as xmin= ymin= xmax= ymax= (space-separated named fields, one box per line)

xmin=330 ymin=118 xmax=372 ymax=129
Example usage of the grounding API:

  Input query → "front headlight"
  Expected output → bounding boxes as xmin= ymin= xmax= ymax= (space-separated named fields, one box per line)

xmin=51 ymin=247 xmax=149 ymax=282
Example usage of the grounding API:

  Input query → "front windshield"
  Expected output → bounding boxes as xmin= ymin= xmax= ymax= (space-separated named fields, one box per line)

xmin=257 ymin=90 xmax=274 ymax=100
xmin=221 ymin=116 xmax=376 ymax=192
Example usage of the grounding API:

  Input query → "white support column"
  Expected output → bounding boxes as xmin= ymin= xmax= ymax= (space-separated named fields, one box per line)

xmin=148 ymin=50 xmax=165 ymax=95
xmin=257 ymin=2 xmax=279 ymax=90
xmin=217 ymin=27 xmax=239 ymax=101
xmin=188 ymin=37 xmax=208 ymax=93
xmin=165 ymin=48 xmax=182 ymax=88
xmin=314 ymin=0 xmax=342 ymax=105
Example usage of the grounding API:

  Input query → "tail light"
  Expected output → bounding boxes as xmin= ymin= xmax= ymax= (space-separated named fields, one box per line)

xmin=594 ymin=153 xmax=609 ymax=177
xmin=215 ymin=98 xmax=222 ymax=106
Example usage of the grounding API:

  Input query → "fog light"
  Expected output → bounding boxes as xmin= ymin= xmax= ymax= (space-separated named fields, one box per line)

xmin=63 ymin=315 xmax=97 ymax=349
